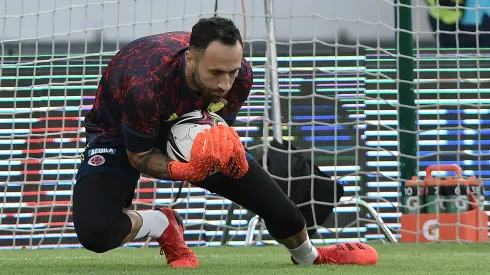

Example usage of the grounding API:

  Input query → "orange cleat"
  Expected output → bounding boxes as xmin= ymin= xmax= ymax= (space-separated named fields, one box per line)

xmin=314 ymin=242 xmax=378 ymax=265
xmin=291 ymin=242 xmax=378 ymax=265
xmin=156 ymin=208 xmax=199 ymax=268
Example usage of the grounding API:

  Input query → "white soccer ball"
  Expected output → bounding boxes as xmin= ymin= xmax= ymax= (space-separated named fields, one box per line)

xmin=166 ymin=110 xmax=228 ymax=162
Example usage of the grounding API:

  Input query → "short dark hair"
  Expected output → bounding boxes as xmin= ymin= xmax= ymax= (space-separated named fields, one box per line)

xmin=189 ymin=17 xmax=242 ymax=51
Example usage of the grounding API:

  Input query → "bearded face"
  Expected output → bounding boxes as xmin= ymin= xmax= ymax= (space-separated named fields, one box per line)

xmin=185 ymin=40 xmax=243 ymax=103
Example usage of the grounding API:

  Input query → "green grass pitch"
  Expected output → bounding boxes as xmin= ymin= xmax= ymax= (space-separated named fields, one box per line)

xmin=1 ymin=243 xmax=489 ymax=275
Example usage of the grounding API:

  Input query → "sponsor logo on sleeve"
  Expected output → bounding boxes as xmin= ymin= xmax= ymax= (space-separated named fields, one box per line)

xmin=88 ymin=148 xmax=116 ymax=157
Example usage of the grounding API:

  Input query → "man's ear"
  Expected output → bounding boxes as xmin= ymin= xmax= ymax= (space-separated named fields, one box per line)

xmin=185 ymin=50 xmax=195 ymax=68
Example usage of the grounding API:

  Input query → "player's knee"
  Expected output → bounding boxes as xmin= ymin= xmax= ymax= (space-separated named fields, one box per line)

xmin=82 ymin=238 xmax=112 ymax=254
xmin=74 ymin=218 xmax=115 ymax=253
xmin=81 ymin=234 xmax=112 ymax=254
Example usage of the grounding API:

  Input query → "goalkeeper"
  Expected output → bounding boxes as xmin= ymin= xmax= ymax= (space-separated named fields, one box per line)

xmin=73 ymin=16 xmax=378 ymax=268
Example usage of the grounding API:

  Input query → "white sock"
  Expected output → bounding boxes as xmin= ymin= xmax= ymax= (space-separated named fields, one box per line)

xmin=288 ymin=236 xmax=318 ymax=264
xmin=133 ymin=210 xmax=169 ymax=239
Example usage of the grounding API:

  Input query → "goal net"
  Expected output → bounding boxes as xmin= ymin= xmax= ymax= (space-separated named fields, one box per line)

xmin=0 ymin=0 xmax=488 ymax=249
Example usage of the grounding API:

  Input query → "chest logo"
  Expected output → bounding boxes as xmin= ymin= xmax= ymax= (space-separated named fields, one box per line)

xmin=207 ymin=99 xmax=228 ymax=113
xmin=165 ymin=113 xmax=179 ymax=122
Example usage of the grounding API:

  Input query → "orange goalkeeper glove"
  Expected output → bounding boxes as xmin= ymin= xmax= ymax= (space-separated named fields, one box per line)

xmin=168 ymin=128 xmax=220 ymax=183
xmin=218 ymin=126 xmax=249 ymax=179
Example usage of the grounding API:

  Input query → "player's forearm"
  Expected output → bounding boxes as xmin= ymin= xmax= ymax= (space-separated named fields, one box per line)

xmin=129 ymin=148 xmax=171 ymax=180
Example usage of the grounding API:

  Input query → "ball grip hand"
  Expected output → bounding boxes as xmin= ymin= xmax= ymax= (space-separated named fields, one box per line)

xmin=218 ymin=126 xmax=249 ymax=179
xmin=168 ymin=129 xmax=220 ymax=182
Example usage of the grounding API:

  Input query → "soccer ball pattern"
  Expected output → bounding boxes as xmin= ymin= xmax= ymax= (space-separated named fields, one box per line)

xmin=166 ymin=110 xmax=228 ymax=162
